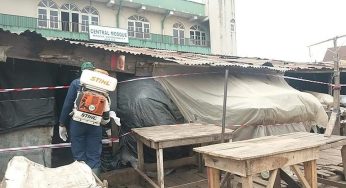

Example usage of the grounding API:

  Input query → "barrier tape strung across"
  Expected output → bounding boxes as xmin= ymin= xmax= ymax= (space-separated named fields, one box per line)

xmin=0 ymin=72 xmax=344 ymax=93
xmin=0 ymin=72 xmax=222 ymax=93
xmin=0 ymin=86 xmax=70 ymax=93
xmin=117 ymin=71 xmax=221 ymax=84
xmin=0 ymin=131 xmax=132 ymax=153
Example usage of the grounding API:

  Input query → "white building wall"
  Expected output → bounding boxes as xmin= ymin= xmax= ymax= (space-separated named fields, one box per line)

xmin=0 ymin=0 xmax=38 ymax=17
xmin=0 ymin=0 xmax=218 ymax=52
xmin=0 ymin=0 xmax=116 ymax=28
xmin=206 ymin=0 xmax=236 ymax=55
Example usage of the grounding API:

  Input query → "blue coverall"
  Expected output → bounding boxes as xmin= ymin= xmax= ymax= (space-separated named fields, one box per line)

xmin=59 ymin=79 xmax=103 ymax=169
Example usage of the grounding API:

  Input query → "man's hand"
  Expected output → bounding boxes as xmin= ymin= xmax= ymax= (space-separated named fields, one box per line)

xmin=59 ymin=124 xmax=68 ymax=141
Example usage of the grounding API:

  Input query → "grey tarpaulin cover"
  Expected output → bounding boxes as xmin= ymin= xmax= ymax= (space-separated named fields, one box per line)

xmin=304 ymin=91 xmax=333 ymax=110
xmin=154 ymin=66 xmax=328 ymax=141
xmin=116 ymin=78 xmax=187 ymax=164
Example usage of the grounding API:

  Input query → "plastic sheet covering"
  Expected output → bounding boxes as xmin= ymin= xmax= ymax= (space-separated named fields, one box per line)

xmin=341 ymin=95 xmax=346 ymax=107
xmin=1 ymin=156 xmax=98 ymax=188
xmin=0 ymin=98 xmax=56 ymax=133
xmin=305 ymin=91 xmax=333 ymax=110
xmin=117 ymin=78 xmax=187 ymax=163
xmin=154 ymin=66 xmax=328 ymax=130
xmin=0 ymin=60 xmax=57 ymax=133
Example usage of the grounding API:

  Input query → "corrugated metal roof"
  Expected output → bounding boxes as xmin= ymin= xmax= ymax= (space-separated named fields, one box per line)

xmin=1 ymin=28 xmax=337 ymax=72
xmin=47 ymin=38 xmax=339 ymax=72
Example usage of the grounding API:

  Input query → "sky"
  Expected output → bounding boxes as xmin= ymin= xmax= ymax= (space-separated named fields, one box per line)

xmin=235 ymin=0 xmax=346 ymax=62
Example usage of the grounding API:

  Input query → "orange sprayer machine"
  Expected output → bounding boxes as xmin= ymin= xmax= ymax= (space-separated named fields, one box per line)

xmin=72 ymin=70 xmax=117 ymax=126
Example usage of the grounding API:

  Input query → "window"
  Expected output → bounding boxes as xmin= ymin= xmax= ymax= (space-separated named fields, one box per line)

xmin=190 ymin=25 xmax=207 ymax=46
xmin=173 ymin=23 xmax=185 ymax=45
xmin=61 ymin=3 xmax=80 ymax=32
xmin=38 ymin=0 xmax=59 ymax=29
xmin=81 ymin=6 xmax=99 ymax=32
xmin=128 ymin=15 xmax=150 ymax=39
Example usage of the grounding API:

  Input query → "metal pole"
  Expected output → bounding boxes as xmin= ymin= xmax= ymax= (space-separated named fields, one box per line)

xmin=333 ymin=38 xmax=341 ymax=135
xmin=308 ymin=35 xmax=346 ymax=136
xmin=221 ymin=69 xmax=229 ymax=143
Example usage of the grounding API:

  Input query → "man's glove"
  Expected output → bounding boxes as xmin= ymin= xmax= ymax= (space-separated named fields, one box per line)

xmin=59 ymin=125 xmax=68 ymax=141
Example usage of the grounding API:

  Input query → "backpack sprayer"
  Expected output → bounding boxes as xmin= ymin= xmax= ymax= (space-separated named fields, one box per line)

xmin=72 ymin=69 xmax=117 ymax=126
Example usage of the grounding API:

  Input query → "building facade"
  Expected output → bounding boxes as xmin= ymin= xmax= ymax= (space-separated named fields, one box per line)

xmin=0 ymin=0 xmax=236 ymax=55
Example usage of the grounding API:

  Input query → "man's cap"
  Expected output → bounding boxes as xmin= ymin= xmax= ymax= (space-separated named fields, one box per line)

xmin=81 ymin=61 xmax=95 ymax=71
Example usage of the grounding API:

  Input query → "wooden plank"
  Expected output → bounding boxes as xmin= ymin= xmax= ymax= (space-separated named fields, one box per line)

xmin=341 ymin=145 xmax=346 ymax=180
xmin=304 ymin=160 xmax=318 ymax=188
xmin=207 ymin=167 xmax=220 ymax=188
xmin=324 ymin=111 xmax=338 ymax=137
xmin=241 ymin=176 xmax=253 ymax=188
xmin=137 ymin=141 xmax=144 ymax=171
xmin=198 ymin=143 xmax=205 ymax=173
xmin=156 ymin=148 xmax=164 ymax=188
xmin=132 ymin=123 xmax=233 ymax=143
xmin=266 ymin=169 xmax=278 ymax=188
xmin=291 ymin=165 xmax=311 ymax=188
xmin=195 ymin=133 xmax=328 ymax=160
xmin=133 ymin=133 xmax=156 ymax=149
xmin=273 ymin=169 xmax=281 ymax=188
xmin=320 ymin=139 xmax=346 ymax=150
xmin=248 ymin=147 xmax=319 ymax=175
xmin=204 ymin=155 xmax=247 ymax=176
xmin=160 ymin=135 xmax=231 ymax=148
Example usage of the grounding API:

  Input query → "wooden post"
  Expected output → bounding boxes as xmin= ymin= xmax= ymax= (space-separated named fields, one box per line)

xmin=198 ymin=152 xmax=204 ymax=173
xmin=273 ymin=169 xmax=281 ymax=188
xmin=304 ymin=160 xmax=317 ymax=188
xmin=156 ymin=148 xmax=164 ymax=188
xmin=221 ymin=69 xmax=229 ymax=143
xmin=266 ymin=169 xmax=278 ymax=188
xmin=241 ymin=176 xmax=253 ymax=188
xmin=207 ymin=167 xmax=220 ymax=188
xmin=137 ymin=141 xmax=144 ymax=171
xmin=341 ymin=145 xmax=346 ymax=180
xmin=291 ymin=165 xmax=311 ymax=188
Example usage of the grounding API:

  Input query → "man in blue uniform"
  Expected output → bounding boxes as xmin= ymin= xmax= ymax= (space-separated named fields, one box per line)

xmin=59 ymin=62 xmax=106 ymax=176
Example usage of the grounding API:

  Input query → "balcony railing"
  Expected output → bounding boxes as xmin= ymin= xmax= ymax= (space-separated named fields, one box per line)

xmin=0 ymin=13 xmax=211 ymax=54
xmin=130 ymin=32 xmax=210 ymax=47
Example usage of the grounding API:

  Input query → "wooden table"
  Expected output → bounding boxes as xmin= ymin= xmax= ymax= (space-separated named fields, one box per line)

xmin=194 ymin=132 xmax=343 ymax=188
xmin=132 ymin=123 xmax=233 ymax=188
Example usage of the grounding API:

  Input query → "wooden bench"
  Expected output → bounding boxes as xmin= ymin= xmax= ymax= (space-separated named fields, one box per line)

xmin=194 ymin=132 xmax=343 ymax=188
xmin=132 ymin=123 xmax=233 ymax=188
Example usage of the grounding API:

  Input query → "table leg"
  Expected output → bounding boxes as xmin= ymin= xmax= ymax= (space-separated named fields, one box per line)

xmin=341 ymin=145 xmax=346 ymax=180
xmin=137 ymin=141 xmax=144 ymax=171
xmin=266 ymin=169 xmax=278 ymax=188
xmin=198 ymin=143 xmax=206 ymax=172
xmin=304 ymin=160 xmax=317 ymax=188
xmin=207 ymin=167 xmax=220 ymax=188
xmin=241 ymin=175 xmax=253 ymax=188
xmin=156 ymin=148 xmax=164 ymax=188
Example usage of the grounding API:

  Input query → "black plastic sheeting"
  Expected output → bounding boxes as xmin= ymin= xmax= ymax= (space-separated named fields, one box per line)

xmin=116 ymin=78 xmax=189 ymax=164
xmin=0 ymin=59 xmax=57 ymax=133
